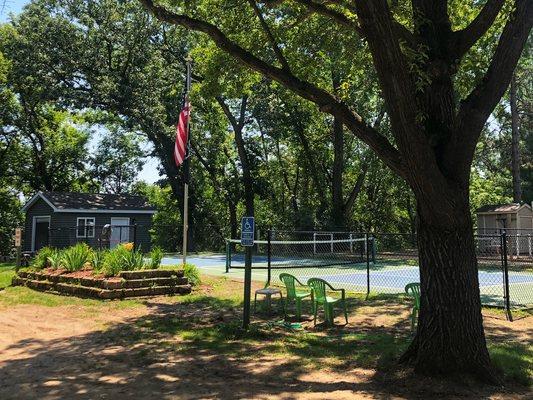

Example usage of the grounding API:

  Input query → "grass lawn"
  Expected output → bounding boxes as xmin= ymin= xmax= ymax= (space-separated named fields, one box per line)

xmin=0 ymin=272 xmax=530 ymax=399
xmin=0 ymin=262 xmax=16 ymax=289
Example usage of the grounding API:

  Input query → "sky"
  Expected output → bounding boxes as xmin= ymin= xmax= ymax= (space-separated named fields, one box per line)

xmin=0 ymin=0 xmax=26 ymax=22
xmin=1 ymin=0 xmax=162 ymax=184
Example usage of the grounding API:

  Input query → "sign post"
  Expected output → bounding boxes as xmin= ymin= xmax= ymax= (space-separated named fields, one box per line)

xmin=241 ymin=216 xmax=254 ymax=329
xmin=14 ymin=228 xmax=22 ymax=270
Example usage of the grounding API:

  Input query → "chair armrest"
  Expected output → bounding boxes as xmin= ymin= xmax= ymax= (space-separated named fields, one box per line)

xmin=325 ymin=282 xmax=345 ymax=299
xmin=294 ymin=277 xmax=309 ymax=287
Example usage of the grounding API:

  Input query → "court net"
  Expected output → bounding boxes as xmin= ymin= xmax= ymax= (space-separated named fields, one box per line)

xmin=225 ymin=236 xmax=375 ymax=271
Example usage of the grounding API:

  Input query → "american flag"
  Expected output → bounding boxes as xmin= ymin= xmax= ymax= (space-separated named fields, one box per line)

xmin=174 ymin=101 xmax=191 ymax=167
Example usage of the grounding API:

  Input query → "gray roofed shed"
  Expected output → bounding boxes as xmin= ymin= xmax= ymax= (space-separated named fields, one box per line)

xmin=21 ymin=191 xmax=156 ymax=252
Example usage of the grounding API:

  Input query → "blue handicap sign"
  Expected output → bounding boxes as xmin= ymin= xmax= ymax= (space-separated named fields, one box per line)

xmin=241 ymin=217 xmax=255 ymax=246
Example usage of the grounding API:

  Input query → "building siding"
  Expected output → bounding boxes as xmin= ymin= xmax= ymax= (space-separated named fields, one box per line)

xmin=23 ymin=198 xmax=54 ymax=251
xmin=23 ymin=198 xmax=153 ymax=252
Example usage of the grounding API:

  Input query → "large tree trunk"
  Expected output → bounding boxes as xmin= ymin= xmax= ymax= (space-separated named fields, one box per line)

xmin=401 ymin=192 xmax=496 ymax=381
xmin=510 ymin=74 xmax=522 ymax=203
xmin=331 ymin=116 xmax=344 ymax=229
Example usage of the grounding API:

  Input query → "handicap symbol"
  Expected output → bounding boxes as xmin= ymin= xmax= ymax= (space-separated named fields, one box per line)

xmin=244 ymin=221 xmax=252 ymax=230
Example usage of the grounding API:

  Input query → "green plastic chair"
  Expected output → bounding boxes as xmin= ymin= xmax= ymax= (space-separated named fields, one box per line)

xmin=279 ymin=273 xmax=312 ymax=320
xmin=307 ymin=278 xmax=348 ymax=326
xmin=405 ymin=282 xmax=420 ymax=330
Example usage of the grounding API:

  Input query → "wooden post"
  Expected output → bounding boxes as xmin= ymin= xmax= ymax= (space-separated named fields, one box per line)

xmin=14 ymin=228 xmax=22 ymax=271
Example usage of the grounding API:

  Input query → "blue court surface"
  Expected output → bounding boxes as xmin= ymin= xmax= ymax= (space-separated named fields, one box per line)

xmin=161 ymin=253 xmax=533 ymax=307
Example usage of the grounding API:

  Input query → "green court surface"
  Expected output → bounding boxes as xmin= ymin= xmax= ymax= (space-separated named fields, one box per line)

xmin=162 ymin=254 xmax=533 ymax=309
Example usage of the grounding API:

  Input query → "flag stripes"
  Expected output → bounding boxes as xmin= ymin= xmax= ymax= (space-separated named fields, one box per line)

xmin=174 ymin=101 xmax=191 ymax=167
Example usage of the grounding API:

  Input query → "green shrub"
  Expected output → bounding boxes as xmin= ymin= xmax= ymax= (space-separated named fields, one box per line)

xmin=183 ymin=263 xmax=200 ymax=286
xmin=100 ymin=244 xmax=144 ymax=277
xmin=31 ymin=247 xmax=55 ymax=270
xmin=61 ymin=243 xmax=92 ymax=272
xmin=148 ymin=246 xmax=163 ymax=269
xmin=46 ymin=249 xmax=63 ymax=269
xmin=91 ymin=250 xmax=107 ymax=272
xmin=100 ymin=247 xmax=125 ymax=277
xmin=122 ymin=248 xmax=144 ymax=271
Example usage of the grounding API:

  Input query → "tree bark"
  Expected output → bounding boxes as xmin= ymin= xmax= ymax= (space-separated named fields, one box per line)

xmin=217 ymin=96 xmax=255 ymax=217
xmin=510 ymin=74 xmax=522 ymax=203
xmin=229 ymin=200 xmax=238 ymax=251
xmin=331 ymin=116 xmax=344 ymax=229
xmin=401 ymin=192 xmax=496 ymax=381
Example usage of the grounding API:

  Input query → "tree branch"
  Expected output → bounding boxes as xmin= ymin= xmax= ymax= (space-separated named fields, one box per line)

xmin=451 ymin=0 xmax=533 ymax=174
xmin=292 ymin=0 xmax=363 ymax=34
xmin=139 ymin=0 xmax=407 ymax=177
xmin=344 ymin=160 xmax=368 ymax=216
xmin=452 ymin=0 xmax=505 ymax=60
xmin=216 ymin=96 xmax=238 ymax=129
xmin=248 ymin=0 xmax=291 ymax=71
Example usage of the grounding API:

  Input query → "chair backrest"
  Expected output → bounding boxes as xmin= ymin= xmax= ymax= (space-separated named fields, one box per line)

xmin=279 ymin=273 xmax=298 ymax=298
xmin=405 ymin=282 xmax=421 ymax=307
xmin=307 ymin=278 xmax=328 ymax=302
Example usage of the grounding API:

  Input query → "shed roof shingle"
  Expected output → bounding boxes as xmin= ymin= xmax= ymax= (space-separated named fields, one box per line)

xmin=476 ymin=203 xmax=526 ymax=213
xmin=35 ymin=191 xmax=155 ymax=212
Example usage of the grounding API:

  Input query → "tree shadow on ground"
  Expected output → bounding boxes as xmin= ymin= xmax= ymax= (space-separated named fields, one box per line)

xmin=0 ymin=295 xmax=529 ymax=399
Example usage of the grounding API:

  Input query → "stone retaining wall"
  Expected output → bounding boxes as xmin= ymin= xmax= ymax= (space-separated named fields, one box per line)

xmin=12 ymin=269 xmax=191 ymax=299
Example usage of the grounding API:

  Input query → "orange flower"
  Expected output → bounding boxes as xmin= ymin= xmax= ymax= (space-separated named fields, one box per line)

xmin=122 ymin=242 xmax=134 ymax=251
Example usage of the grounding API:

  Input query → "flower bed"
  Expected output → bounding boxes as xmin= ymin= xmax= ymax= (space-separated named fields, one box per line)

xmin=13 ymin=268 xmax=191 ymax=299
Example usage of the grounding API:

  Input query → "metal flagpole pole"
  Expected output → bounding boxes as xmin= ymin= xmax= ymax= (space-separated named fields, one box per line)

xmin=182 ymin=57 xmax=192 ymax=266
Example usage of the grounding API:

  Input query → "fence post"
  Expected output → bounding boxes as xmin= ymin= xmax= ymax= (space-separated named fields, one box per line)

xmin=225 ymin=240 xmax=230 ymax=273
xmin=267 ymin=228 xmax=272 ymax=286
xmin=501 ymin=231 xmax=513 ymax=321
xmin=365 ymin=232 xmax=370 ymax=298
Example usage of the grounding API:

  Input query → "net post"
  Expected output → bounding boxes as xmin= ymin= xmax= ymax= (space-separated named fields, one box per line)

xmin=372 ymin=236 xmax=376 ymax=264
xmin=313 ymin=232 xmax=317 ymax=255
xmin=501 ymin=231 xmax=513 ymax=321
xmin=365 ymin=233 xmax=370 ymax=298
xmin=330 ymin=233 xmax=333 ymax=253
xmin=349 ymin=233 xmax=353 ymax=253
xmin=267 ymin=228 xmax=272 ymax=286
xmin=225 ymin=240 xmax=231 ymax=273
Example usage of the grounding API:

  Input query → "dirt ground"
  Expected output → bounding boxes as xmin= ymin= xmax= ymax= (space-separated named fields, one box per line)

xmin=0 ymin=278 xmax=531 ymax=400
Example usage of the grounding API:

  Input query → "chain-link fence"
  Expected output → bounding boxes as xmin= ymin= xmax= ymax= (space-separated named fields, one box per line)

xmin=48 ymin=224 xmax=152 ymax=251
xmin=225 ymin=230 xmax=532 ymax=317
xmin=24 ymin=221 xmax=227 ymax=255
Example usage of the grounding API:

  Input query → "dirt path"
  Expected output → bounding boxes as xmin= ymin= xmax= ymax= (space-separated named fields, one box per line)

xmin=0 ymin=283 xmax=530 ymax=400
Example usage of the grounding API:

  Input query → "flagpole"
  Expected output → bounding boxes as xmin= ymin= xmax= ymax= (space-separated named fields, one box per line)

xmin=182 ymin=56 xmax=192 ymax=266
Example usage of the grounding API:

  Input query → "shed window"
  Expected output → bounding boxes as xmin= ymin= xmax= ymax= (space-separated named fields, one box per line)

xmin=77 ymin=217 xmax=95 ymax=238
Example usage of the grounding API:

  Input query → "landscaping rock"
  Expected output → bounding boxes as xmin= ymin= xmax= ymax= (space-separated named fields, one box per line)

xmin=12 ymin=269 xmax=191 ymax=300
xmin=119 ymin=269 xmax=184 ymax=279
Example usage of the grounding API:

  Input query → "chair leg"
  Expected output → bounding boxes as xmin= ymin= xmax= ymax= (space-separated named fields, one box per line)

xmin=254 ymin=292 xmax=257 ymax=313
xmin=296 ymin=298 xmax=302 ymax=320
xmin=410 ymin=307 xmax=415 ymax=330
xmin=324 ymin=303 xmax=330 ymax=326
xmin=327 ymin=304 xmax=334 ymax=326
xmin=313 ymin=302 xmax=318 ymax=326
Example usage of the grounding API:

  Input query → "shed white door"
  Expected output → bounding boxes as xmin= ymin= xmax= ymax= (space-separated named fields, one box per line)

xmin=110 ymin=217 xmax=130 ymax=248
